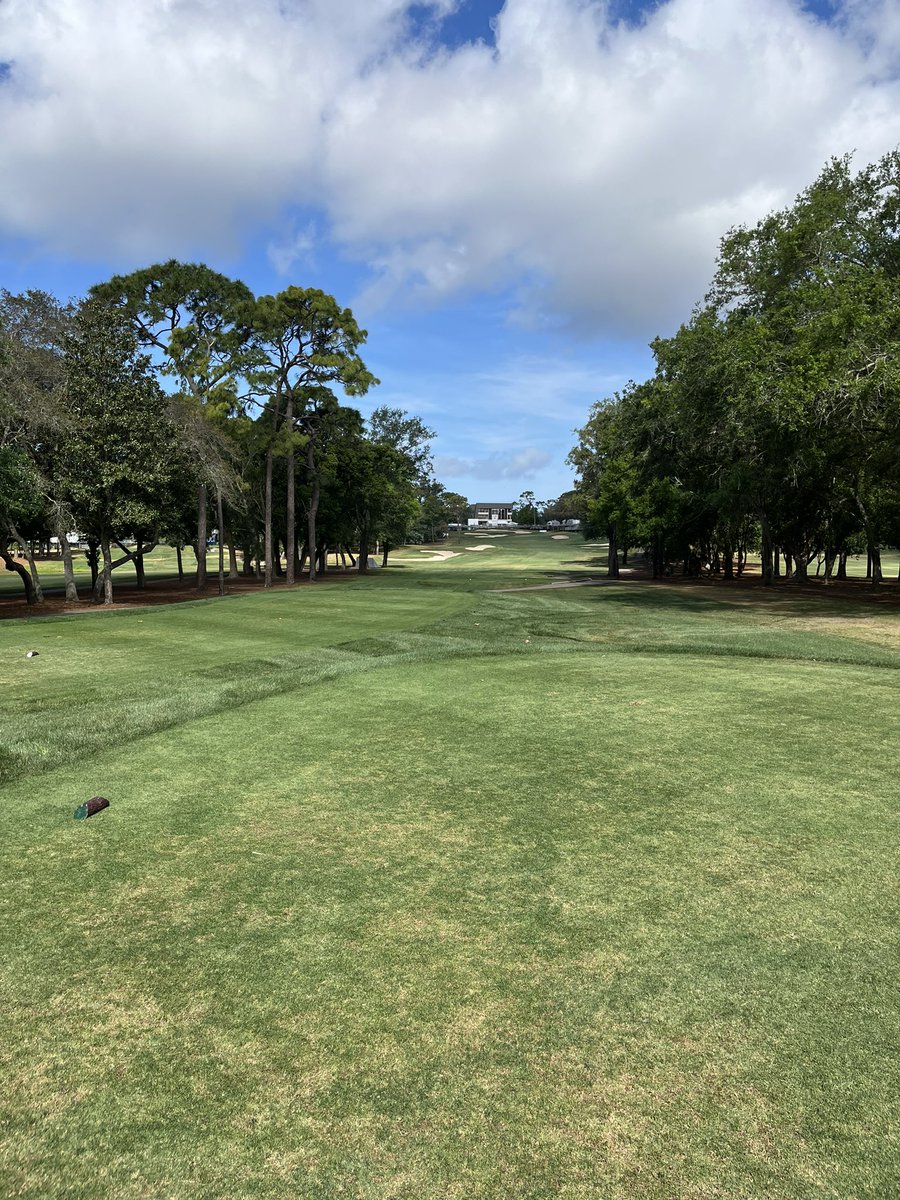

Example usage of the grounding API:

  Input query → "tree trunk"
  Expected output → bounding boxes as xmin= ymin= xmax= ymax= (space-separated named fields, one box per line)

xmin=216 ymin=487 xmax=225 ymax=597
xmin=382 ymin=542 xmax=390 ymax=568
xmin=723 ymin=545 xmax=734 ymax=580
xmin=358 ymin=523 xmax=370 ymax=573
xmin=273 ymin=538 xmax=284 ymax=577
xmin=0 ymin=537 xmax=38 ymax=604
xmin=837 ymin=550 xmax=848 ymax=580
xmin=59 ymin=534 xmax=79 ymax=602
xmin=652 ymin=538 xmax=664 ymax=578
xmin=286 ymin=393 xmax=296 ymax=586
xmin=855 ymin=493 xmax=881 ymax=586
xmin=176 ymin=544 xmax=184 ymax=582
xmin=96 ymin=535 xmax=114 ymax=605
xmin=86 ymin=538 xmax=99 ymax=590
xmin=607 ymin=522 xmax=619 ymax=579
xmin=197 ymin=482 xmax=208 ymax=592
xmin=9 ymin=524 xmax=44 ymax=603
xmin=241 ymin=543 xmax=255 ymax=576
xmin=264 ymin=445 xmax=274 ymax=588
xmin=307 ymin=439 xmax=320 ymax=582
xmin=93 ymin=539 xmax=152 ymax=600
xmin=135 ymin=538 xmax=146 ymax=589
xmin=759 ymin=513 xmax=773 ymax=586
xmin=792 ymin=554 xmax=808 ymax=582
xmin=228 ymin=538 xmax=239 ymax=581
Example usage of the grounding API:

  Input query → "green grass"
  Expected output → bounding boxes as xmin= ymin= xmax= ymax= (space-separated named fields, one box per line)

xmin=1 ymin=533 xmax=899 ymax=1198
xmin=842 ymin=548 xmax=900 ymax=579
xmin=0 ymin=544 xmax=204 ymax=595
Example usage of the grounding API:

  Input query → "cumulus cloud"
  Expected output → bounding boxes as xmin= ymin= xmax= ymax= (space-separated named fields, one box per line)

xmin=434 ymin=447 xmax=551 ymax=481
xmin=1 ymin=0 xmax=899 ymax=333
xmin=366 ymin=345 xmax=630 ymax=494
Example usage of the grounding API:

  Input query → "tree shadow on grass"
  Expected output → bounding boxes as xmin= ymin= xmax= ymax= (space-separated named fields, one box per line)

xmin=574 ymin=577 xmax=900 ymax=622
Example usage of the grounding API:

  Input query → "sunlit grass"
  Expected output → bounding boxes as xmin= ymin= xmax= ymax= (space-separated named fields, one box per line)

xmin=1 ymin=534 xmax=898 ymax=1198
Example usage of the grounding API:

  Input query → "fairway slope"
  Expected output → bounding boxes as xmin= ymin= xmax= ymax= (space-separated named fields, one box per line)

xmin=2 ymin=535 xmax=899 ymax=1199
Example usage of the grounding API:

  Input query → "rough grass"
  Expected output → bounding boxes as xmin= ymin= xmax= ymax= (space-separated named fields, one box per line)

xmin=1 ymin=535 xmax=899 ymax=1198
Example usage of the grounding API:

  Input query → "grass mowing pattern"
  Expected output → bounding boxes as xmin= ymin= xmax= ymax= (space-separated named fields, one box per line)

xmin=1 ymin=535 xmax=899 ymax=1198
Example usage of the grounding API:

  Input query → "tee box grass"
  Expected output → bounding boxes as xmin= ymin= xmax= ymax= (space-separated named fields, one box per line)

xmin=1 ymin=533 xmax=898 ymax=1199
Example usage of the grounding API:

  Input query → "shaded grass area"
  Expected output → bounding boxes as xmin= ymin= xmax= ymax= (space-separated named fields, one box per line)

xmin=1 ymin=535 xmax=899 ymax=1197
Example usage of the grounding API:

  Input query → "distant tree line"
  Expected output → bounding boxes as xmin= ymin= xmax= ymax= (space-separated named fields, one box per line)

xmin=511 ymin=490 xmax=584 ymax=527
xmin=0 ymin=264 xmax=468 ymax=605
xmin=571 ymin=151 xmax=900 ymax=583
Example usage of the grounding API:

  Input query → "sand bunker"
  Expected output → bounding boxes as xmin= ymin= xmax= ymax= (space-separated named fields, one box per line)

xmin=551 ymin=534 xmax=570 ymax=540
xmin=414 ymin=549 xmax=461 ymax=561
xmin=464 ymin=544 xmax=497 ymax=552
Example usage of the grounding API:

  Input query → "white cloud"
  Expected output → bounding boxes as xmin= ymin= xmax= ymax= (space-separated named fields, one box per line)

xmin=369 ymin=346 xmax=634 ymax=494
xmin=266 ymin=220 xmax=319 ymax=276
xmin=434 ymin=447 xmax=551 ymax=481
xmin=1 ymin=0 xmax=899 ymax=334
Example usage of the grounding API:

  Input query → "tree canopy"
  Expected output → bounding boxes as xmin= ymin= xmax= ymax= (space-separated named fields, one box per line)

xmin=0 ymin=266 xmax=449 ymax=606
xmin=571 ymin=151 xmax=900 ymax=583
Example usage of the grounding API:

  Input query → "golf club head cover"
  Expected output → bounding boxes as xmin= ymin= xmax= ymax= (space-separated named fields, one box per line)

xmin=74 ymin=796 xmax=110 ymax=820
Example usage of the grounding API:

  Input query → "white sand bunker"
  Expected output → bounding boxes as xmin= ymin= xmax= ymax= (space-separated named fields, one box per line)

xmin=551 ymin=534 xmax=570 ymax=540
xmin=415 ymin=549 xmax=461 ymax=561
xmin=464 ymin=544 xmax=497 ymax=551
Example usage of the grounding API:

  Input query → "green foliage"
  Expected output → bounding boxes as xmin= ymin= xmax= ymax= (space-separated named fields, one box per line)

xmin=572 ymin=150 xmax=900 ymax=580
xmin=248 ymin=286 xmax=378 ymax=405
xmin=2 ymin=266 xmax=447 ymax=596
xmin=59 ymin=302 xmax=183 ymax=540
xmin=90 ymin=260 xmax=254 ymax=410
xmin=512 ymin=488 xmax=540 ymax=526
xmin=0 ymin=445 xmax=45 ymax=530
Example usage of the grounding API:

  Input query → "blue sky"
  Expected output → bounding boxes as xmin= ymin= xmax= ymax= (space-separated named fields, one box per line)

xmin=1 ymin=0 xmax=898 ymax=503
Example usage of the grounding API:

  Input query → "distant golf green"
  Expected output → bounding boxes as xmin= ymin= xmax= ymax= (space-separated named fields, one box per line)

xmin=1 ymin=533 xmax=898 ymax=1199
